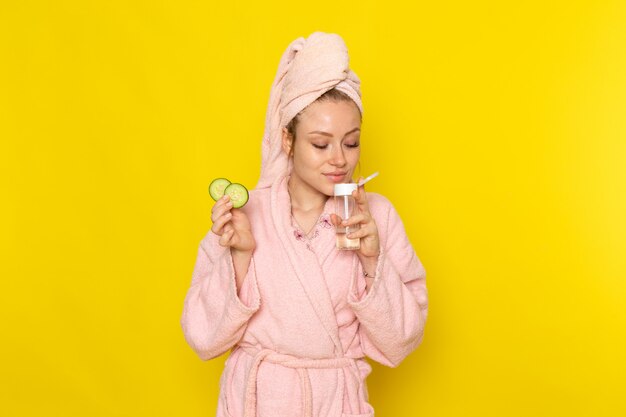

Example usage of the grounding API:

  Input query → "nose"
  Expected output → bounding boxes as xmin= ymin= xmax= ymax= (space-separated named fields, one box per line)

xmin=330 ymin=145 xmax=347 ymax=167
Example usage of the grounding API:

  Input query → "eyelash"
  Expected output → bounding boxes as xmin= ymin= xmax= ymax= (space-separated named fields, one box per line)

xmin=313 ymin=143 xmax=360 ymax=150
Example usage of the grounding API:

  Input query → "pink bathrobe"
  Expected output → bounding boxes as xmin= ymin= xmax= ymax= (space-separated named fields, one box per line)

xmin=181 ymin=173 xmax=428 ymax=417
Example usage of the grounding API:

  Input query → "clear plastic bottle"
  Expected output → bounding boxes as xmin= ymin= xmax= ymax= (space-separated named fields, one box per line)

xmin=334 ymin=183 xmax=360 ymax=250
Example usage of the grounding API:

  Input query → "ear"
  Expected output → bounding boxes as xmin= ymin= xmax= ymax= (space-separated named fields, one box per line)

xmin=281 ymin=127 xmax=293 ymax=157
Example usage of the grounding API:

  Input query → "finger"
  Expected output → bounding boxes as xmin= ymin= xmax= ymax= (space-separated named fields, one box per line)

xmin=218 ymin=228 xmax=235 ymax=247
xmin=346 ymin=229 xmax=367 ymax=240
xmin=352 ymin=187 xmax=370 ymax=211
xmin=211 ymin=212 xmax=233 ymax=235
xmin=330 ymin=213 xmax=342 ymax=227
xmin=211 ymin=195 xmax=233 ymax=214
xmin=222 ymin=223 xmax=234 ymax=235
xmin=341 ymin=213 xmax=369 ymax=227
xmin=211 ymin=200 xmax=234 ymax=222
xmin=225 ymin=227 xmax=239 ymax=246
xmin=211 ymin=194 xmax=232 ymax=211
xmin=347 ymin=227 xmax=375 ymax=240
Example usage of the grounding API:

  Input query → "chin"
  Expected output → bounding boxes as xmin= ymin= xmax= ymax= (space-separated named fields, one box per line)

xmin=318 ymin=183 xmax=335 ymax=197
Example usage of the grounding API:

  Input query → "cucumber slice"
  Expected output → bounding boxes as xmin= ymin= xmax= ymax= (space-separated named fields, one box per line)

xmin=209 ymin=178 xmax=231 ymax=201
xmin=223 ymin=183 xmax=249 ymax=208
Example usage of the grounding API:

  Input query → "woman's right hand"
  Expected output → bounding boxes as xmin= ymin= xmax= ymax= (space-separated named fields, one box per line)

xmin=211 ymin=195 xmax=256 ymax=252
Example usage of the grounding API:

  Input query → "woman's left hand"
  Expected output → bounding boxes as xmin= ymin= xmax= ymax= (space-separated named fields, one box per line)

xmin=331 ymin=178 xmax=380 ymax=260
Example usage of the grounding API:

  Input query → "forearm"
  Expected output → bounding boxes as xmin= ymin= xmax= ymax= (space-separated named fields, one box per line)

xmin=231 ymin=248 xmax=253 ymax=295
xmin=358 ymin=254 xmax=379 ymax=292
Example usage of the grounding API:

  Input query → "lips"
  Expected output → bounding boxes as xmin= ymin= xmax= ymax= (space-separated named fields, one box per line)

xmin=323 ymin=172 xmax=347 ymax=183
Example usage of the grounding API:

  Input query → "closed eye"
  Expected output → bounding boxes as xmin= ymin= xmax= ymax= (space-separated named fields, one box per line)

xmin=312 ymin=144 xmax=328 ymax=149
xmin=345 ymin=142 xmax=360 ymax=148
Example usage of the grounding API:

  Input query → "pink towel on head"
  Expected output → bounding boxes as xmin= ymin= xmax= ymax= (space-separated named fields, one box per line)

xmin=256 ymin=32 xmax=363 ymax=189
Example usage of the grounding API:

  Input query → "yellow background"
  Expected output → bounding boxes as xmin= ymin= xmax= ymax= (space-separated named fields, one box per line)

xmin=2 ymin=1 xmax=625 ymax=416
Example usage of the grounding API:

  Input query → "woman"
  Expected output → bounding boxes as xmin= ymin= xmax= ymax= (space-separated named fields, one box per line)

xmin=181 ymin=32 xmax=428 ymax=417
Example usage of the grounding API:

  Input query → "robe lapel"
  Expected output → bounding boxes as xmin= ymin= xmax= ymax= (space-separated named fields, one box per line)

xmin=269 ymin=174 xmax=343 ymax=354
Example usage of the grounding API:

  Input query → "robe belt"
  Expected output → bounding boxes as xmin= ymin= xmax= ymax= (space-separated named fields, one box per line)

xmin=240 ymin=346 xmax=355 ymax=417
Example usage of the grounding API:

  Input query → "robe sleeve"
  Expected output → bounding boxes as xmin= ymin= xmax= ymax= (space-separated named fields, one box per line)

xmin=347 ymin=200 xmax=428 ymax=367
xmin=180 ymin=231 xmax=261 ymax=360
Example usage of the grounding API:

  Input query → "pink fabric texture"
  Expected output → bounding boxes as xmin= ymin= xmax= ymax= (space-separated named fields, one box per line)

xmin=256 ymin=32 xmax=363 ymax=189
xmin=181 ymin=176 xmax=428 ymax=417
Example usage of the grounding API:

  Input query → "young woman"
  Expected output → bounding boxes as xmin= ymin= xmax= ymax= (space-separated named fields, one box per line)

xmin=181 ymin=32 xmax=428 ymax=417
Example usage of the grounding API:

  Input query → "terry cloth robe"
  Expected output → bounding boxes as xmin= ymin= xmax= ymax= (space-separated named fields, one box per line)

xmin=181 ymin=173 xmax=428 ymax=417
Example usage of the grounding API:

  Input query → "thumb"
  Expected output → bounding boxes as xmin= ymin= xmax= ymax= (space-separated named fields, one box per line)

xmin=353 ymin=183 xmax=369 ymax=211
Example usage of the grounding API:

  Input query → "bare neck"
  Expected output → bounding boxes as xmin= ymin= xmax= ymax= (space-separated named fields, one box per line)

xmin=287 ymin=175 xmax=328 ymax=215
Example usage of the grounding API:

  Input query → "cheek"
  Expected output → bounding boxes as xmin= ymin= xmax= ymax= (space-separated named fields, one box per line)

xmin=293 ymin=148 xmax=318 ymax=175
xmin=349 ymin=149 xmax=361 ymax=164
xmin=295 ymin=147 xmax=322 ymax=167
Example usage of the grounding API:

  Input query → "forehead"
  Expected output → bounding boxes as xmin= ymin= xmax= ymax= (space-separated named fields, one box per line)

xmin=298 ymin=100 xmax=362 ymax=130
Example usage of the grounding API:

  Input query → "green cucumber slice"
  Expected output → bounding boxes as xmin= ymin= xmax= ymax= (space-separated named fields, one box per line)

xmin=209 ymin=178 xmax=231 ymax=201
xmin=223 ymin=183 xmax=249 ymax=208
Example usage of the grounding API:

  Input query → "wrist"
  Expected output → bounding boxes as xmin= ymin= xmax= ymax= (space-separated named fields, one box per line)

xmin=358 ymin=252 xmax=379 ymax=275
xmin=231 ymin=246 xmax=254 ymax=258
xmin=357 ymin=251 xmax=379 ymax=263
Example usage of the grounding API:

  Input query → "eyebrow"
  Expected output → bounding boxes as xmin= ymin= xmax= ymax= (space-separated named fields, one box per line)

xmin=307 ymin=127 xmax=361 ymax=137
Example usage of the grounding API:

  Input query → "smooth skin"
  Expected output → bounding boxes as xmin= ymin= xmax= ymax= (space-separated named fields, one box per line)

xmin=211 ymin=99 xmax=380 ymax=294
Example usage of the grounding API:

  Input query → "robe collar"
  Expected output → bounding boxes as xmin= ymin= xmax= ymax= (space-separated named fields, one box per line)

xmin=269 ymin=173 xmax=343 ymax=355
